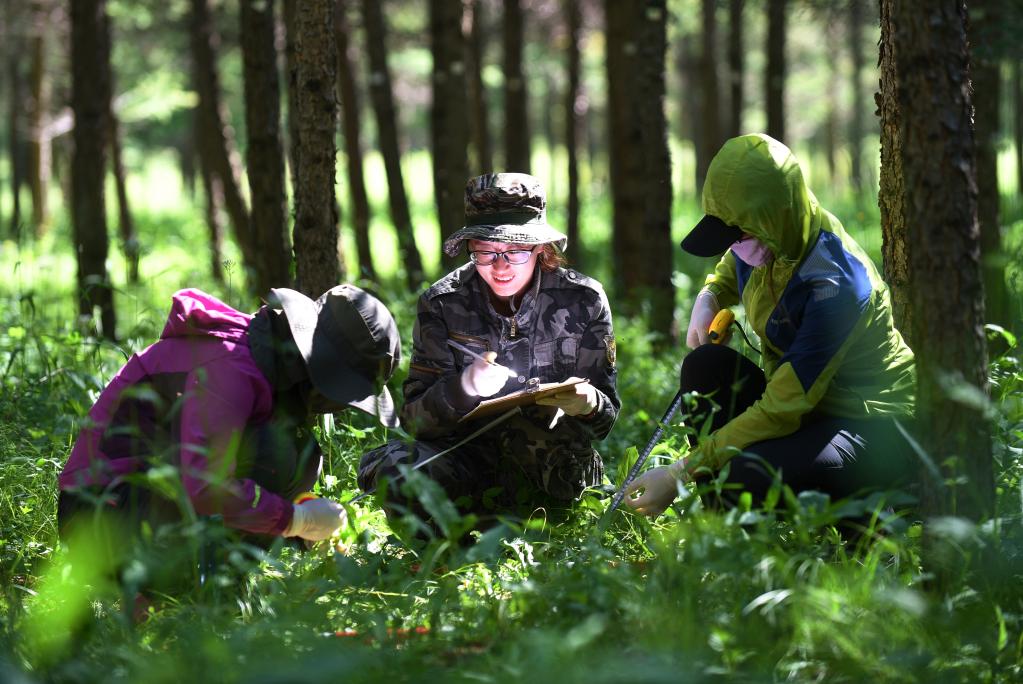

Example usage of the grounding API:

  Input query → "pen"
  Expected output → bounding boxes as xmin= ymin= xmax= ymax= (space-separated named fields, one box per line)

xmin=447 ymin=339 xmax=518 ymax=378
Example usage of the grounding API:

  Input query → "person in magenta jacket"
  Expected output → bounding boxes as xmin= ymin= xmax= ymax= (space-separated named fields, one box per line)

xmin=58 ymin=285 xmax=401 ymax=552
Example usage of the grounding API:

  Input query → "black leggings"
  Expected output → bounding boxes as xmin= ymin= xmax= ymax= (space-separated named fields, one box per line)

xmin=680 ymin=343 xmax=915 ymax=506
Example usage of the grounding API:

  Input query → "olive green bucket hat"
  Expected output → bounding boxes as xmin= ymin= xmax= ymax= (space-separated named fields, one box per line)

xmin=442 ymin=172 xmax=568 ymax=257
xmin=269 ymin=284 xmax=401 ymax=427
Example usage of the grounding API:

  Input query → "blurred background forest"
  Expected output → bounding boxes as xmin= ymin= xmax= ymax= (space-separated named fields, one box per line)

xmin=2 ymin=0 xmax=1021 ymax=339
xmin=4 ymin=0 xmax=1023 ymax=681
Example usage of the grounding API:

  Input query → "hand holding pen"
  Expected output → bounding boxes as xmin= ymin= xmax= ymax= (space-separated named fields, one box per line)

xmin=448 ymin=339 xmax=516 ymax=397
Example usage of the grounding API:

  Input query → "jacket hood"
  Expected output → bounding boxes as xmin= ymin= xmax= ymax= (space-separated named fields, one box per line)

xmin=160 ymin=288 xmax=252 ymax=343
xmin=702 ymin=134 xmax=823 ymax=263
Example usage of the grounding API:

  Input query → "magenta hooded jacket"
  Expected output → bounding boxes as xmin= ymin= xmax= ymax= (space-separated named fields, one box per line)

xmin=58 ymin=289 xmax=293 ymax=535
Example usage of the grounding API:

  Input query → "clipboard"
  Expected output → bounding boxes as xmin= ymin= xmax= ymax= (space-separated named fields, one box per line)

xmin=459 ymin=378 xmax=586 ymax=422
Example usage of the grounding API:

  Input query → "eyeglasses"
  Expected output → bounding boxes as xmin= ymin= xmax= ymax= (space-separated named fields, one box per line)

xmin=469 ymin=247 xmax=536 ymax=265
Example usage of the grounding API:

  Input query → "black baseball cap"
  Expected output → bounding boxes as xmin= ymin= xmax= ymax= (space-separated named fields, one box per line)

xmin=680 ymin=215 xmax=743 ymax=257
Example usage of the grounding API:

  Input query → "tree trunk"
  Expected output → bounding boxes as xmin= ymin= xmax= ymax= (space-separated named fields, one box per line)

xmin=196 ymin=105 xmax=225 ymax=284
xmin=765 ymin=0 xmax=786 ymax=143
xmin=970 ymin=2 xmax=1008 ymax=333
xmin=895 ymin=0 xmax=992 ymax=521
xmin=1015 ymin=61 xmax=1022 ymax=199
xmin=465 ymin=0 xmax=493 ymax=174
xmin=7 ymin=22 xmax=24 ymax=242
xmin=877 ymin=0 xmax=911 ymax=340
xmin=109 ymin=111 xmax=139 ymax=284
xmin=241 ymin=0 xmax=292 ymax=294
xmin=503 ymin=0 xmax=529 ymax=172
xmin=696 ymin=0 xmax=720 ymax=192
xmin=606 ymin=0 xmax=644 ymax=300
xmin=637 ymin=0 xmax=674 ymax=341
xmin=430 ymin=0 xmax=470 ymax=273
xmin=607 ymin=0 xmax=672 ymax=340
xmin=190 ymin=0 xmax=257 ymax=292
xmin=848 ymin=0 xmax=864 ymax=191
xmin=360 ymin=0 xmax=425 ymax=288
xmin=291 ymin=0 xmax=342 ymax=297
xmin=70 ymin=0 xmax=116 ymax=339
xmin=28 ymin=0 xmax=50 ymax=238
xmin=283 ymin=0 xmax=300 ymax=194
xmin=823 ymin=19 xmax=838 ymax=185
xmin=565 ymin=0 xmax=582 ymax=266
xmin=726 ymin=0 xmax=744 ymax=139
xmin=334 ymin=0 xmax=374 ymax=282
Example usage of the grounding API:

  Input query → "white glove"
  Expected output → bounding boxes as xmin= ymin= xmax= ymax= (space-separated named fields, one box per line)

xmin=535 ymin=378 xmax=599 ymax=417
xmin=460 ymin=351 xmax=509 ymax=397
xmin=624 ymin=461 xmax=688 ymax=517
xmin=686 ymin=290 xmax=720 ymax=349
xmin=285 ymin=498 xmax=346 ymax=541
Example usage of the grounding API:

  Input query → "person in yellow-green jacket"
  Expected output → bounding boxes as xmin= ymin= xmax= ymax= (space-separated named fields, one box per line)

xmin=625 ymin=133 xmax=916 ymax=517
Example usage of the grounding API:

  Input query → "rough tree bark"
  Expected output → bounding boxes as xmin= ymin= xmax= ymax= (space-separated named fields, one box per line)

xmin=241 ymin=0 xmax=292 ymax=294
xmin=465 ymin=0 xmax=493 ymax=174
xmin=430 ymin=0 xmax=470 ymax=273
xmin=503 ymin=0 xmax=530 ymax=172
xmin=637 ymin=0 xmax=674 ymax=340
xmin=291 ymin=0 xmax=342 ymax=297
xmin=334 ymin=0 xmax=374 ymax=281
xmin=190 ymin=0 xmax=257 ymax=291
xmin=895 ymin=0 xmax=992 ymax=521
xmin=70 ymin=0 xmax=116 ymax=338
xmin=360 ymin=0 xmax=425 ymax=287
xmin=765 ymin=0 xmax=786 ymax=143
xmin=877 ymin=0 xmax=912 ymax=340
xmin=607 ymin=0 xmax=673 ymax=340
xmin=607 ymin=0 xmax=644 ymax=298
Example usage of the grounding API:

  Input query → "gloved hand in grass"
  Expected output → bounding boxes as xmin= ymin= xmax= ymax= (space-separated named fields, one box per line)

xmin=285 ymin=498 xmax=346 ymax=541
xmin=624 ymin=460 xmax=689 ymax=517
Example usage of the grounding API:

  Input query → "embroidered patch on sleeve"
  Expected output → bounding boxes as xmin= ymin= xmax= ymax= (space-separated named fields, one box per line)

xmin=604 ymin=335 xmax=617 ymax=369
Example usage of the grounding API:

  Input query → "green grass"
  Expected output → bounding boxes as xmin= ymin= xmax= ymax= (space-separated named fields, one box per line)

xmin=2 ymin=151 xmax=1023 ymax=682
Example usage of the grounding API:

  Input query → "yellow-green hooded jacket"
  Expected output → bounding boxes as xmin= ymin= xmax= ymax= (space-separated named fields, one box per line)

xmin=695 ymin=134 xmax=915 ymax=469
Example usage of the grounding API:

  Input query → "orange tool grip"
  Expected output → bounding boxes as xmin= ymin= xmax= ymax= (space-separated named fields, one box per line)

xmin=708 ymin=309 xmax=735 ymax=343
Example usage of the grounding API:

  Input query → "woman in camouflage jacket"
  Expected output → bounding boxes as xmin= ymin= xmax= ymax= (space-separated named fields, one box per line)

xmin=359 ymin=173 xmax=620 ymax=530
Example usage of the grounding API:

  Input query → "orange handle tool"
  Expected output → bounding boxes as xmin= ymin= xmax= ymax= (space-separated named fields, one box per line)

xmin=708 ymin=309 xmax=735 ymax=344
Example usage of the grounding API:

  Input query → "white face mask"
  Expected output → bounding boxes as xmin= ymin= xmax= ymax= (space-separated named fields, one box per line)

xmin=730 ymin=236 xmax=773 ymax=266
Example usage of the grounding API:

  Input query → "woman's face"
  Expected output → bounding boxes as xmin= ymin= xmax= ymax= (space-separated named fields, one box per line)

xmin=468 ymin=239 xmax=540 ymax=300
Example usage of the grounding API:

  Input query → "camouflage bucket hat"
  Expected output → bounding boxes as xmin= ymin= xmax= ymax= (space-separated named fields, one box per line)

xmin=442 ymin=173 xmax=568 ymax=257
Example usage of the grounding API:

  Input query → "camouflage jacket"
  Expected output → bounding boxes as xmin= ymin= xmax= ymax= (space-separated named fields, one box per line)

xmin=402 ymin=263 xmax=620 ymax=454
